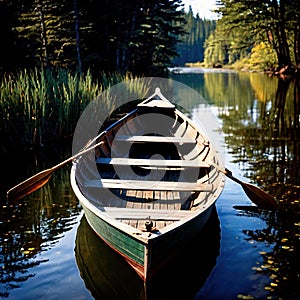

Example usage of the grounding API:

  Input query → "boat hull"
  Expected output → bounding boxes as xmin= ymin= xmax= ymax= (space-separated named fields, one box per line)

xmin=70 ymin=88 xmax=225 ymax=281
xmin=75 ymin=206 xmax=221 ymax=299
xmin=81 ymin=203 xmax=145 ymax=278
xmin=79 ymin=197 xmax=214 ymax=281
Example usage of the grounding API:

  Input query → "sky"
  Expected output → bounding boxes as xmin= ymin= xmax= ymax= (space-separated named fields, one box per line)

xmin=182 ymin=0 xmax=218 ymax=19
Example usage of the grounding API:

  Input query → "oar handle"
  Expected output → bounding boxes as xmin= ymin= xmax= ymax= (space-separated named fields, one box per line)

xmin=210 ymin=162 xmax=243 ymax=185
xmin=52 ymin=139 xmax=105 ymax=171
xmin=210 ymin=161 xmax=227 ymax=175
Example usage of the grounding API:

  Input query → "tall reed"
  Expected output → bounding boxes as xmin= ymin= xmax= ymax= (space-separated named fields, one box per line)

xmin=0 ymin=68 xmax=151 ymax=150
xmin=0 ymin=68 xmax=105 ymax=148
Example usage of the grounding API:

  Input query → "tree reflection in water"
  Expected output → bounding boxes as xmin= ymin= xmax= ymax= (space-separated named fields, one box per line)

xmin=75 ymin=206 xmax=221 ymax=300
xmin=0 ymin=153 xmax=81 ymax=298
xmin=220 ymin=77 xmax=300 ymax=299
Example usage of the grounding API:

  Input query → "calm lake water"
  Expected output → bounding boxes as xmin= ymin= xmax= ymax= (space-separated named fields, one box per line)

xmin=1 ymin=70 xmax=299 ymax=299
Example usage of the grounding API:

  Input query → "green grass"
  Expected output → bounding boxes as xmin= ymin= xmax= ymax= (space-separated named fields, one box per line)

xmin=0 ymin=68 xmax=149 ymax=150
xmin=0 ymin=68 xmax=99 ymax=148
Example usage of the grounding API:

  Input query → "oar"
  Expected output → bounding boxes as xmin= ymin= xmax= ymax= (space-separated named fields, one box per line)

xmin=6 ymin=104 xmax=140 ymax=203
xmin=6 ymin=139 xmax=105 ymax=202
xmin=211 ymin=162 xmax=278 ymax=210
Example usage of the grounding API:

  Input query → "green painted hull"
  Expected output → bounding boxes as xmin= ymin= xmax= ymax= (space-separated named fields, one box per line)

xmin=82 ymin=201 xmax=214 ymax=280
xmin=82 ymin=204 xmax=145 ymax=269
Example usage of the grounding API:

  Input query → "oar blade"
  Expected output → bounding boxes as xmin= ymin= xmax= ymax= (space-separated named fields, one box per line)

xmin=241 ymin=182 xmax=278 ymax=210
xmin=6 ymin=168 xmax=54 ymax=202
xmin=5 ymin=138 xmax=105 ymax=202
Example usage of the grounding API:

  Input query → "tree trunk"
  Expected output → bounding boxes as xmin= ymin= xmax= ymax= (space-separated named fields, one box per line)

xmin=294 ymin=22 xmax=300 ymax=69
xmin=293 ymin=79 xmax=300 ymax=184
xmin=37 ymin=2 xmax=49 ymax=68
xmin=271 ymin=0 xmax=292 ymax=69
xmin=73 ymin=0 xmax=82 ymax=73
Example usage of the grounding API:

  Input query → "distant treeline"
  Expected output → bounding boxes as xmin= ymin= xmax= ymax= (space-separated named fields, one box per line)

xmin=173 ymin=7 xmax=216 ymax=66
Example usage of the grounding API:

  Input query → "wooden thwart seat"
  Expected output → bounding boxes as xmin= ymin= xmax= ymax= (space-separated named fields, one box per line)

xmin=96 ymin=157 xmax=210 ymax=168
xmin=84 ymin=179 xmax=213 ymax=192
xmin=114 ymin=135 xmax=196 ymax=144
xmin=103 ymin=208 xmax=194 ymax=221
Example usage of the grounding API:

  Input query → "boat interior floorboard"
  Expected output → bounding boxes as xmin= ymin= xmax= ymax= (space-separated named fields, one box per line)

xmin=74 ymin=100 xmax=225 ymax=233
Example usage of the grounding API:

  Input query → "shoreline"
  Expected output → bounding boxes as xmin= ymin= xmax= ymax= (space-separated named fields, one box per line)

xmin=167 ymin=66 xmax=237 ymax=74
xmin=168 ymin=65 xmax=300 ymax=78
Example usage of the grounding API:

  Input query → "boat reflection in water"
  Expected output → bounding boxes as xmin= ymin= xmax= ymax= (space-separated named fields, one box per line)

xmin=75 ymin=205 xmax=220 ymax=300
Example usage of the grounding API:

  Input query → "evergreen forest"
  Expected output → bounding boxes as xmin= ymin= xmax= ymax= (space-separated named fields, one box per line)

xmin=172 ymin=7 xmax=216 ymax=66
xmin=0 ymin=0 xmax=186 ymax=75
xmin=2 ymin=1 xmax=300 ymax=75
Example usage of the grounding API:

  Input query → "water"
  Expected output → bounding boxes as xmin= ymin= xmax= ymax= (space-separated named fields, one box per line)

xmin=1 ymin=70 xmax=299 ymax=299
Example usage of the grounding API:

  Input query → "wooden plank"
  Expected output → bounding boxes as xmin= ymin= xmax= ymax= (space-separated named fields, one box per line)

xmin=103 ymin=208 xmax=193 ymax=221
xmin=154 ymin=190 xmax=161 ymax=200
xmin=136 ymin=190 xmax=143 ymax=200
xmin=167 ymin=191 xmax=175 ymax=210
xmin=96 ymin=157 xmax=210 ymax=168
xmin=114 ymin=135 xmax=196 ymax=144
xmin=155 ymin=220 xmax=167 ymax=229
xmin=84 ymin=179 xmax=213 ymax=192
xmin=144 ymin=190 xmax=153 ymax=201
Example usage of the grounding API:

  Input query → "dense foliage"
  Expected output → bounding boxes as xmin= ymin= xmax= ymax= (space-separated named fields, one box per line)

xmin=204 ymin=0 xmax=300 ymax=73
xmin=0 ymin=0 xmax=185 ymax=76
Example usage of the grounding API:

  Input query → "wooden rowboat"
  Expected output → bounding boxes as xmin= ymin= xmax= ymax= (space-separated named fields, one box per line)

xmin=70 ymin=88 xmax=225 ymax=281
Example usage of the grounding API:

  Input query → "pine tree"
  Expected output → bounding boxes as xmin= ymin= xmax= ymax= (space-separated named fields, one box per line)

xmin=2 ymin=0 xmax=187 ymax=74
xmin=16 ymin=0 xmax=78 ymax=68
xmin=127 ymin=0 xmax=186 ymax=75
xmin=172 ymin=7 xmax=216 ymax=66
